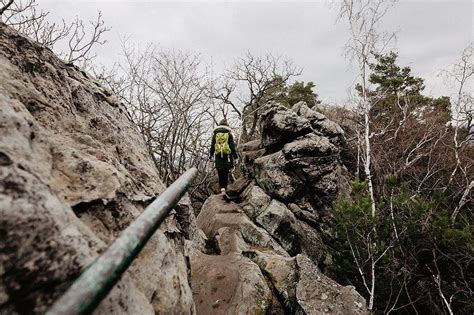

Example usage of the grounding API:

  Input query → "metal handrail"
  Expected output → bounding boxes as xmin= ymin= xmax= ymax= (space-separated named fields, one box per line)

xmin=47 ymin=168 xmax=198 ymax=315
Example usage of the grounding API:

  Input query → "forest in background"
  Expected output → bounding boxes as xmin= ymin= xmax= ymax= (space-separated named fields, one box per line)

xmin=1 ymin=0 xmax=472 ymax=314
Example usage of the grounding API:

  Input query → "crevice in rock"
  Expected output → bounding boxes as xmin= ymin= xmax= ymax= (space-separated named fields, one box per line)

xmin=71 ymin=198 xmax=106 ymax=215
xmin=262 ymin=127 xmax=314 ymax=156
xmin=242 ymin=250 xmax=304 ymax=315
xmin=204 ymin=235 xmax=221 ymax=255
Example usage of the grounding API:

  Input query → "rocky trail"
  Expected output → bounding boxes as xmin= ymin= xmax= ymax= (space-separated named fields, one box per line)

xmin=186 ymin=99 xmax=372 ymax=314
xmin=188 ymin=188 xmax=367 ymax=315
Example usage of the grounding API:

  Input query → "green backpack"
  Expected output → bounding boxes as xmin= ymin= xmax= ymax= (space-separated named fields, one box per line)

xmin=215 ymin=132 xmax=231 ymax=157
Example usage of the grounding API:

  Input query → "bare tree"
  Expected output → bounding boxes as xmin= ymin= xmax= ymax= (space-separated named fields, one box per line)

xmin=0 ymin=0 xmax=13 ymax=15
xmin=441 ymin=44 xmax=474 ymax=224
xmin=215 ymin=52 xmax=301 ymax=143
xmin=1 ymin=0 xmax=109 ymax=69
xmin=102 ymin=42 xmax=215 ymax=188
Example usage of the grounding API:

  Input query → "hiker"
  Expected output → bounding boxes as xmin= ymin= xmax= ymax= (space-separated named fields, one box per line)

xmin=209 ymin=119 xmax=238 ymax=194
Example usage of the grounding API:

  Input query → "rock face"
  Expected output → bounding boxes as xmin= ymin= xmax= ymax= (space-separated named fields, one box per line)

xmin=0 ymin=23 xmax=195 ymax=314
xmin=188 ymin=101 xmax=367 ymax=314
xmin=255 ymin=102 xmax=350 ymax=216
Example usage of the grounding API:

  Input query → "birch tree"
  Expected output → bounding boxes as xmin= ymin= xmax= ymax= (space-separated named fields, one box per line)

xmin=441 ymin=44 xmax=474 ymax=224
xmin=339 ymin=0 xmax=397 ymax=218
xmin=338 ymin=0 xmax=397 ymax=310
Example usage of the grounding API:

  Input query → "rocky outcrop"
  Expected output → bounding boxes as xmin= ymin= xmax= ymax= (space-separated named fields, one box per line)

xmin=256 ymin=199 xmax=323 ymax=262
xmin=0 ymin=23 xmax=195 ymax=314
xmin=190 ymin=192 xmax=368 ymax=314
xmin=249 ymin=252 xmax=367 ymax=314
xmin=188 ymin=101 xmax=366 ymax=314
xmin=255 ymin=102 xmax=350 ymax=212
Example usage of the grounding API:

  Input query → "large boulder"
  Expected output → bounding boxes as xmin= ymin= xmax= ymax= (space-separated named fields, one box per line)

xmin=241 ymin=184 xmax=272 ymax=219
xmin=256 ymin=200 xmax=323 ymax=262
xmin=0 ymin=23 xmax=194 ymax=314
xmin=291 ymin=101 xmax=326 ymax=123
xmin=291 ymin=101 xmax=344 ymax=143
xmin=248 ymin=251 xmax=300 ymax=312
xmin=255 ymin=101 xmax=350 ymax=213
xmin=248 ymin=252 xmax=369 ymax=315
xmin=196 ymin=195 xmax=287 ymax=255
xmin=190 ymin=250 xmax=272 ymax=315
xmin=254 ymin=151 xmax=304 ymax=200
xmin=295 ymin=255 xmax=368 ymax=315
xmin=259 ymin=104 xmax=313 ymax=148
xmin=238 ymin=140 xmax=265 ymax=177
xmin=282 ymin=133 xmax=338 ymax=159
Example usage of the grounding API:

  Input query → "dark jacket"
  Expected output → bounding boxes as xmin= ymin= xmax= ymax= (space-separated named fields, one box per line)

xmin=209 ymin=125 xmax=238 ymax=169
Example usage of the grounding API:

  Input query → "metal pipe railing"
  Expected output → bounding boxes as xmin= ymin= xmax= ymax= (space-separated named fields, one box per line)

xmin=47 ymin=168 xmax=198 ymax=315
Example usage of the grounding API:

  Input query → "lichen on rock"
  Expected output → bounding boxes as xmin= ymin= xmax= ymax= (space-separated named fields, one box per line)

xmin=0 ymin=23 xmax=195 ymax=314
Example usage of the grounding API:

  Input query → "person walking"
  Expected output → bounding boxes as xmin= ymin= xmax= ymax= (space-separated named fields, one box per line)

xmin=209 ymin=119 xmax=238 ymax=194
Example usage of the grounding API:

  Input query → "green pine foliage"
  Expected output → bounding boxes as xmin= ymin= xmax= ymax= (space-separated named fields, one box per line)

xmin=369 ymin=52 xmax=425 ymax=95
xmin=285 ymin=81 xmax=321 ymax=108
xmin=266 ymin=80 xmax=321 ymax=108
xmin=328 ymin=180 xmax=473 ymax=314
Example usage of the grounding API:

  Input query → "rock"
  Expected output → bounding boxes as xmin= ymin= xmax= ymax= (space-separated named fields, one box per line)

xmin=291 ymin=101 xmax=344 ymax=140
xmin=313 ymin=118 xmax=345 ymax=138
xmin=241 ymin=184 xmax=272 ymax=219
xmin=291 ymin=101 xmax=326 ymax=122
xmin=254 ymin=151 xmax=304 ymax=200
xmin=196 ymin=195 xmax=287 ymax=255
xmin=287 ymin=203 xmax=319 ymax=227
xmin=0 ymin=23 xmax=193 ymax=314
xmin=291 ymin=101 xmax=345 ymax=148
xmin=196 ymin=195 xmax=244 ymax=237
xmin=247 ymin=251 xmax=369 ymax=315
xmin=128 ymin=224 xmax=194 ymax=315
xmin=255 ymin=103 xmax=349 ymax=208
xmin=215 ymin=227 xmax=248 ymax=255
xmin=259 ymin=104 xmax=312 ymax=148
xmin=295 ymin=255 xmax=369 ymax=315
xmin=249 ymin=251 xmax=300 ymax=312
xmin=240 ymin=149 xmax=266 ymax=177
xmin=256 ymin=200 xmax=323 ymax=262
xmin=224 ymin=177 xmax=251 ymax=202
xmin=282 ymin=133 xmax=338 ymax=159
xmin=190 ymin=250 xmax=272 ymax=315
xmin=238 ymin=139 xmax=261 ymax=152
xmin=239 ymin=140 xmax=265 ymax=177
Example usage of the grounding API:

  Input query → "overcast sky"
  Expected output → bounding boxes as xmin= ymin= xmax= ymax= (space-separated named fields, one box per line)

xmin=40 ymin=0 xmax=473 ymax=104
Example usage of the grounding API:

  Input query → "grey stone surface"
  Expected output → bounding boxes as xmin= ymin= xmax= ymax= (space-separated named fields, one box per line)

xmin=255 ymin=101 xmax=350 ymax=214
xmin=291 ymin=101 xmax=327 ymax=122
xmin=259 ymin=103 xmax=312 ymax=147
xmin=247 ymin=252 xmax=369 ymax=315
xmin=254 ymin=151 xmax=304 ymax=200
xmin=241 ymin=184 xmax=272 ymax=219
xmin=0 ymin=23 xmax=194 ymax=314
xmin=190 ymin=250 xmax=272 ymax=315
xmin=296 ymin=255 xmax=368 ymax=315
xmin=256 ymin=200 xmax=323 ymax=262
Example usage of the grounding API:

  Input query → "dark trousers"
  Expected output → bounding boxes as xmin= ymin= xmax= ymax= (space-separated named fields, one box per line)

xmin=217 ymin=167 xmax=230 ymax=189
